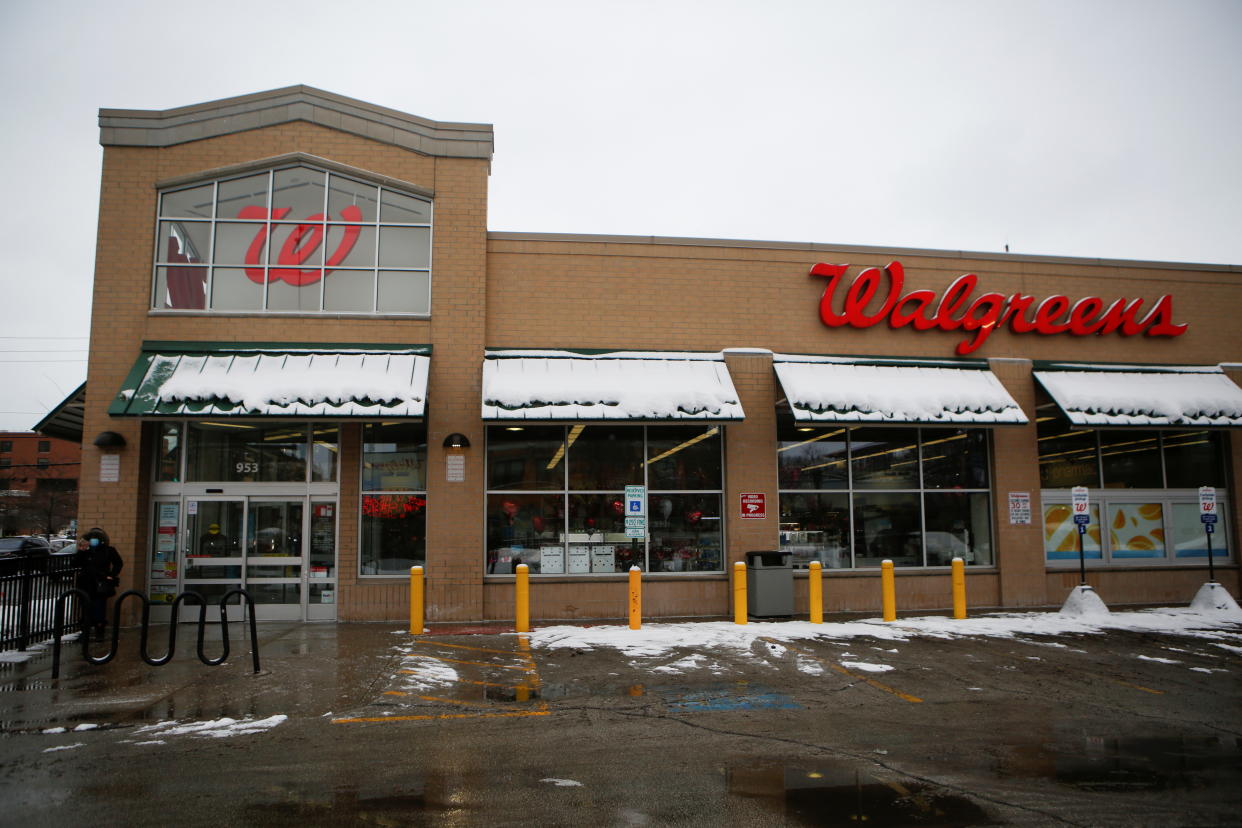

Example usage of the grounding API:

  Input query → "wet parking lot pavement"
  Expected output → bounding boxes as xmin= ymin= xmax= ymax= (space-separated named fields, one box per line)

xmin=0 ymin=607 xmax=1240 ymax=827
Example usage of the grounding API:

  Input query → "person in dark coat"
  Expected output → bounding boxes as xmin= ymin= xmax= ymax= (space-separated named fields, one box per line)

xmin=76 ymin=527 xmax=123 ymax=640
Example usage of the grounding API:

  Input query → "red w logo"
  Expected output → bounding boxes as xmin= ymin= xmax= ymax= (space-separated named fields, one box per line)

xmin=238 ymin=206 xmax=364 ymax=286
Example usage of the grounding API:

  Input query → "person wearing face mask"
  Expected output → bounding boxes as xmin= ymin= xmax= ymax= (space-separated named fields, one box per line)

xmin=76 ymin=527 xmax=124 ymax=640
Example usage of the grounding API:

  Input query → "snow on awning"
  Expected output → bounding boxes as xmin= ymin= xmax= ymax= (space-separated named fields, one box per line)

xmin=482 ymin=350 xmax=745 ymax=421
xmin=773 ymin=356 xmax=1028 ymax=425
xmin=109 ymin=344 xmax=431 ymax=418
xmin=1034 ymin=365 xmax=1242 ymax=427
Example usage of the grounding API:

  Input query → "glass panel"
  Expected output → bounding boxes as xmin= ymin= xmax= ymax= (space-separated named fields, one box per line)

xmin=210 ymin=268 xmax=263 ymax=311
xmin=487 ymin=426 xmax=566 ymax=491
xmin=1163 ymin=431 xmax=1227 ymax=488
xmin=272 ymin=167 xmax=326 ymax=219
xmin=180 ymin=583 xmax=239 ymax=606
xmin=380 ymin=189 xmax=432 ymax=223
xmin=248 ymin=583 xmax=302 ymax=605
xmin=310 ymin=583 xmax=336 ymax=605
xmin=1043 ymin=503 xmax=1102 ymax=561
xmin=247 ymin=501 xmax=303 ymax=558
xmin=1107 ymin=502 xmax=1165 ymax=558
xmin=362 ymin=422 xmax=426 ymax=490
xmin=213 ymin=222 xmax=267 ymax=267
xmin=853 ymin=492 xmax=921 ymax=567
xmin=267 ymin=222 xmax=325 ymax=268
xmin=922 ymin=429 xmax=989 ymax=489
xmin=1037 ymin=416 xmax=1099 ymax=488
xmin=567 ymin=494 xmax=639 ymax=573
xmin=779 ymin=492 xmax=850 ymax=569
xmin=649 ymin=493 xmax=722 ymax=573
xmin=157 ymin=423 xmax=181 ymax=482
xmin=326 ymin=225 xmax=376 ymax=268
xmin=569 ymin=425 xmax=643 ymax=491
xmin=155 ymin=266 xmax=207 ymax=310
xmin=150 ymin=502 xmax=180 ymax=582
xmin=924 ymin=492 xmax=992 ymax=566
xmin=360 ymin=494 xmax=427 ymax=575
xmin=323 ymin=269 xmax=373 ymax=312
xmin=158 ymin=221 xmax=210 ymax=264
xmin=309 ymin=502 xmax=336 ymax=579
xmin=777 ymin=424 xmax=848 ymax=490
xmin=851 ymin=428 xmax=920 ymax=490
xmin=487 ymin=493 xmax=564 ymax=573
xmin=266 ymin=275 xmax=321 ymax=311
xmin=1100 ymin=431 xmax=1162 ymax=489
xmin=377 ymin=270 xmax=430 ymax=313
xmin=1171 ymin=502 xmax=1230 ymax=559
xmin=186 ymin=423 xmax=308 ymax=483
xmin=311 ymin=427 xmax=339 ymax=483
xmin=647 ymin=425 xmax=722 ymax=490
xmin=186 ymin=500 xmax=243 ymax=579
xmin=160 ymin=184 xmax=214 ymax=219
xmin=328 ymin=174 xmax=379 ymax=223
xmin=379 ymin=227 xmax=431 ymax=268
xmin=216 ymin=173 xmax=270 ymax=218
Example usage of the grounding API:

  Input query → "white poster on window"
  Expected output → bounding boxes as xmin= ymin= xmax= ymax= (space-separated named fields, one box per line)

xmin=445 ymin=454 xmax=465 ymax=482
xmin=99 ymin=454 xmax=120 ymax=483
xmin=591 ymin=545 xmax=616 ymax=573
xmin=540 ymin=546 xmax=565 ymax=574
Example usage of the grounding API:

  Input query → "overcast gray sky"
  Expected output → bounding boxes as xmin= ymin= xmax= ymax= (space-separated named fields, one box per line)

xmin=1 ymin=0 xmax=1239 ymax=432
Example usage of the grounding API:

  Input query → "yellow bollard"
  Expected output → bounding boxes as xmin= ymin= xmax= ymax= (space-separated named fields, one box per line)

xmin=516 ymin=563 xmax=531 ymax=633
xmin=881 ymin=559 xmax=896 ymax=622
xmin=808 ymin=560 xmax=823 ymax=624
xmin=409 ymin=565 xmax=424 ymax=635
xmin=733 ymin=561 xmax=748 ymax=625
xmin=951 ymin=557 xmax=967 ymax=619
xmin=628 ymin=566 xmax=642 ymax=630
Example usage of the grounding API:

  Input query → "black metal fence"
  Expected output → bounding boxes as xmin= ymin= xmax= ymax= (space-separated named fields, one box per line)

xmin=0 ymin=553 xmax=85 ymax=651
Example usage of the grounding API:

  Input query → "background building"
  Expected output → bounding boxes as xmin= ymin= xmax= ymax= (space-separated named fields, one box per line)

xmin=0 ymin=431 xmax=80 ymax=535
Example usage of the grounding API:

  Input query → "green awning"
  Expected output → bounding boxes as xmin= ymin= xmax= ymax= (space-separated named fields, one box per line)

xmin=109 ymin=342 xmax=431 ymax=418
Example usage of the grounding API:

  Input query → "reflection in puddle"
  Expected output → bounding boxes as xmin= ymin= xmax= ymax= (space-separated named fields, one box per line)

xmin=244 ymin=775 xmax=470 ymax=823
xmin=1050 ymin=735 xmax=1241 ymax=792
xmin=729 ymin=762 xmax=990 ymax=827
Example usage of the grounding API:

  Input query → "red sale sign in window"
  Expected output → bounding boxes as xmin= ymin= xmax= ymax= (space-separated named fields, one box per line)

xmin=740 ymin=493 xmax=766 ymax=520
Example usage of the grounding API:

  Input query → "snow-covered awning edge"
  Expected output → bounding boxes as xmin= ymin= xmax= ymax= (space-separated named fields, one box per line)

xmin=1034 ymin=368 xmax=1242 ymax=428
xmin=773 ymin=356 xmax=1028 ymax=426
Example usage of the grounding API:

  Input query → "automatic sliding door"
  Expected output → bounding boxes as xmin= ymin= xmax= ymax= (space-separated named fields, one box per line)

xmin=183 ymin=499 xmax=245 ymax=620
xmin=246 ymin=500 xmax=305 ymax=620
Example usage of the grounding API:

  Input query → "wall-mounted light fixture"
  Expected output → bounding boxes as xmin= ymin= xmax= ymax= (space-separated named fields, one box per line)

xmin=442 ymin=433 xmax=471 ymax=449
xmin=93 ymin=431 xmax=127 ymax=449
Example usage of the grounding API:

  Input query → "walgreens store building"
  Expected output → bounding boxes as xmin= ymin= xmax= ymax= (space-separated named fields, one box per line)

xmin=62 ymin=87 xmax=1241 ymax=624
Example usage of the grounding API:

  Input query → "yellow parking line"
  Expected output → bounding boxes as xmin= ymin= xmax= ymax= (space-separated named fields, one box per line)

xmin=417 ymin=695 xmax=503 ymax=709
xmin=332 ymin=710 xmax=551 ymax=724
xmin=1112 ymin=679 xmax=1164 ymax=695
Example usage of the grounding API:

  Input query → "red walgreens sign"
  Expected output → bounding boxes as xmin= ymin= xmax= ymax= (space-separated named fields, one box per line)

xmin=810 ymin=261 xmax=1187 ymax=356
xmin=740 ymin=493 xmax=766 ymax=519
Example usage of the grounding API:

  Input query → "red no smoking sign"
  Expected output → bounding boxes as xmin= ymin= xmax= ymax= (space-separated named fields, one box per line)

xmin=740 ymin=493 xmax=766 ymax=519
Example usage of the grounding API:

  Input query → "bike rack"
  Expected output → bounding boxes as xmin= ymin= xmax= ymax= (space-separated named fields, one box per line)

xmin=50 ymin=588 xmax=261 ymax=679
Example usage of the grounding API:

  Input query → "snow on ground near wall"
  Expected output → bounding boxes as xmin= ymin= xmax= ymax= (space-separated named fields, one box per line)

xmin=132 ymin=715 xmax=287 ymax=739
xmin=527 ymin=607 xmax=1242 ymax=660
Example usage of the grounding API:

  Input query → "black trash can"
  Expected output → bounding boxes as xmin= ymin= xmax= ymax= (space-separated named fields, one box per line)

xmin=745 ymin=550 xmax=793 ymax=617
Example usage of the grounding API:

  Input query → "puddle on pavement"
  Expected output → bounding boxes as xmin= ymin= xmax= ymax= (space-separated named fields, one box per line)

xmin=243 ymin=777 xmax=469 ymax=823
xmin=729 ymin=762 xmax=990 ymax=827
xmin=1005 ymin=735 xmax=1242 ymax=792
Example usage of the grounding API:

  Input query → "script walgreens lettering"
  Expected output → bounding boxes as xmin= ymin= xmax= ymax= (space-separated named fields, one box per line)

xmin=810 ymin=262 xmax=1187 ymax=356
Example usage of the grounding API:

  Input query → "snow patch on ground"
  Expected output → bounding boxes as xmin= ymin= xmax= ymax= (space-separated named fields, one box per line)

xmin=133 ymin=715 xmax=287 ymax=739
xmin=840 ymin=661 xmax=894 ymax=673
xmin=398 ymin=656 xmax=459 ymax=689
xmin=527 ymin=608 xmax=1242 ymax=662
xmin=541 ymin=778 xmax=583 ymax=787
xmin=797 ymin=656 xmax=825 ymax=676
xmin=1136 ymin=655 xmax=1180 ymax=664
xmin=43 ymin=743 xmax=85 ymax=753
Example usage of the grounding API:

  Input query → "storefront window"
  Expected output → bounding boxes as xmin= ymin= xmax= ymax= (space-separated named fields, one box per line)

xmin=1044 ymin=497 xmax=1230 ymax=565
xmin=185 ymin=423 xmax=328 ymax=482
xmin=1043 ymin=503 xmax=1103 ymax=560
xmin=1100 ymin=431 xmax=1162 ymax=489
xmin=157 ymin=422 xmax=181 ymax=482
xmin=360 ymin=423 xmax=427 ymax=576
xmin=777 ymin=420 xmax=994 ymax=568
xmin=154 ymin=164 xmax=432 ymax=316
xmin=485 ymin=425 xmax=724 ymax=575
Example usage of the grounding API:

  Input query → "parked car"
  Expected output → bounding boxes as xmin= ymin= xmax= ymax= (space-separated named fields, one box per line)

xmin=0 ymin=536 xmax=54 ymax=559
xmin=48 ymin=538 xmax=77 ymax=552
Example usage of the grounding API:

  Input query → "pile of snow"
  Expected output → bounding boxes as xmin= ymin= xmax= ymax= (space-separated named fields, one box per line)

xmin=1059 ymin=585 xmax=1110 ymax=617
xmin=527 ymin=606 xmax=1242 ymax=660
xmin=1190 ymin=582 xmax=1241 ymax=613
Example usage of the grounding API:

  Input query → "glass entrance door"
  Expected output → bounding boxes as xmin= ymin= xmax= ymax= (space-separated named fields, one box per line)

xmin=156 ymin=496 xmax=336 ymax=622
